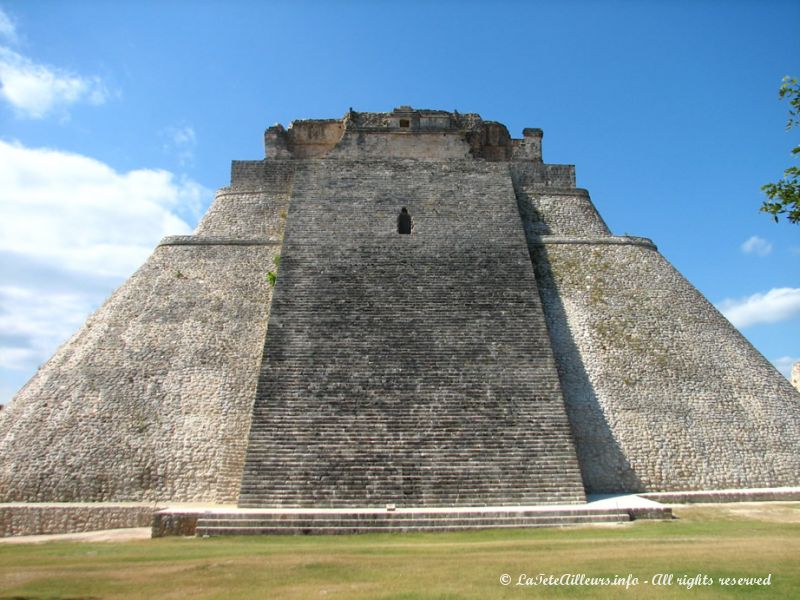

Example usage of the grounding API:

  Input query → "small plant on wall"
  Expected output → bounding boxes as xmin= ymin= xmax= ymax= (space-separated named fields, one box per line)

xmin=266 ymin=254 xmax=280 ymax=287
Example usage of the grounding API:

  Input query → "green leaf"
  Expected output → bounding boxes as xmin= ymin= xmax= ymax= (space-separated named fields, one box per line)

xmin=762 ymin=76 xmax=800 ymax=224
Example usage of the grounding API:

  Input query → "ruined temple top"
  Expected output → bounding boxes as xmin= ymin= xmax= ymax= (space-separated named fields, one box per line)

xmin=264 ymin=107 xmax=544 ymax=161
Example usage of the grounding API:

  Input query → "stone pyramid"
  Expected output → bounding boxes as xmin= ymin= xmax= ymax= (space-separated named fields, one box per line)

xmin=1 ymin=107 xmax=798 ymax=508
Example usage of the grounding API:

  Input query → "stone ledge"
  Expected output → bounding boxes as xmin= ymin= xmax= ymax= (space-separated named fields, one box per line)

xmin=158 ymin=236 xmax=282 ymax=247
xmin=214 ymin=187 xmax=282 ymax=196
xmin=640 ymin=486 xmax=800 ymax=504
xmin=154 ymin=494 xmax=673 ymax=537
xmin=518 ymin=186 xmax=590 ymax=197
xmin=532 ymin=235 xmax=657 ymax=250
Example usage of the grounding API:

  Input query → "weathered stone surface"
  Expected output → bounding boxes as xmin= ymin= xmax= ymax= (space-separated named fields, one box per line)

xmin=151 ymin=510 xmax=199 ymax=537
xmin=515 ymin=187 xmax=610 ymax=237
xmin=530 ymin=239 xmax=800 ymax=492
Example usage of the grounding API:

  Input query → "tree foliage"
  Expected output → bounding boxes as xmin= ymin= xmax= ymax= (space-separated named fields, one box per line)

xmin=761 ymin=76 xmax=800 ymax=224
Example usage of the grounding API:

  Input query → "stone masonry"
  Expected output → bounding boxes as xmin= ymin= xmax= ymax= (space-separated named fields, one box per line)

xmin=1 ymin=107 xmax=799 ymax=510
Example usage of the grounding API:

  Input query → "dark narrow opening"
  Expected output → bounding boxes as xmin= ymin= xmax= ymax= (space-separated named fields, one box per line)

xmin=399 ymin=119 xmax=410 ymax=128
xmin=397 ymin=207 xmax=412 ymax=234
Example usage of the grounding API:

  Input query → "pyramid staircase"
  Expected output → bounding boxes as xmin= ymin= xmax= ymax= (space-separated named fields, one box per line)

xmin=238 ymin=159 xmax=587 ymax=509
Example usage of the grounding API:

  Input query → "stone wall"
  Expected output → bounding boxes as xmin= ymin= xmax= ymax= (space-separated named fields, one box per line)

xmin=281 ymin=120 xmax=344 ymax=158
xmin=511 ymin=161 xmax=576 ymax=188
xmin=229 ymin=159 xmax=295 ymax=191
xmin=515 ymin=187 xmax=610 ymax=237
xmin=195 ymin=190 xmax=288 ymax=239
xmin=266 ymin=108 xmax=555 ymax=163
xmin=0 ymin=504 xmax=157 ymax=537
xmin=328 ymin=130 xmax=474 ymax=160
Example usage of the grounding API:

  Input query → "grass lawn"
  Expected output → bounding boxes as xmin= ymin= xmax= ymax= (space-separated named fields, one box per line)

xmin=0 ymin=503 xmax=798 ymax=599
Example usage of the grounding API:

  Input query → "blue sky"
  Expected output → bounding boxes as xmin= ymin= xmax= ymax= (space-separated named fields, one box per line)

xmin=1 ymin=0 xmax=798 ymax=404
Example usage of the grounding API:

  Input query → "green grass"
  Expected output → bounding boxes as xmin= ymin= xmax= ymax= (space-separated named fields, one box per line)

xmin=1 ymin=504 xmax=798 ymax=599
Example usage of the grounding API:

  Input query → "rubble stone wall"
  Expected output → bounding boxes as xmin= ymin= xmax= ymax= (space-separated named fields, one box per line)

xmin=0 ymin=504 xmax=157 ymax=537
xmin=516 ymin=187 xmax=611 ymax=237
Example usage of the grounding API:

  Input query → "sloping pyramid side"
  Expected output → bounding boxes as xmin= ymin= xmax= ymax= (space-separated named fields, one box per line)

xmin=0 ymin=173 xmax=291 ymax=503
xmin=515 ymin=175 xmax=800 ymax=493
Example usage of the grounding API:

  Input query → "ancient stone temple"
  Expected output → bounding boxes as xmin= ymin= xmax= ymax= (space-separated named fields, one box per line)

xmin=2 ymin=107 xmax=799 ymax=512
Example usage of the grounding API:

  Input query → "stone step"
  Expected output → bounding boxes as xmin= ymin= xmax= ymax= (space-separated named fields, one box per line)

xmin=194 ymin=510 xmax=633 ymax=536
xmin=237 ymin=496 xmax=588 ymax=504
xmin=200 ymin=508 xmax=624 ymax=520
xmin=239 ymin=479 xmax=584 ymax=488
xmin=240 ymin=463 xmax=583 ymax=471
xmin=238 ymin=482 xmax=586 ymax=491
xmin=199 ymin=515 xmax=628 ymax=527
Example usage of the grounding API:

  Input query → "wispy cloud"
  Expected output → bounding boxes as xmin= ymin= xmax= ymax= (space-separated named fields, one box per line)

xmin=0 ymin=7 xmax=17 ymax=43
xmin=717 ymin=288 xmax=800 ymax=328
xmin=0 ymin=47 xmax=109 ymax=119
xmin=771 ymin=356 xmax=799 ymax=381
xmin=162 ymin=124 xmax=197 ymax=166
xmin=0 ymin=286 xmax=93 ymax=370
xmin=740 ymin=235 xmax=773 ymax=257
xmin=0 ymin=7 xmax=109 ymax=119
xmin=0 ymin=140 xmax=211 ymax=402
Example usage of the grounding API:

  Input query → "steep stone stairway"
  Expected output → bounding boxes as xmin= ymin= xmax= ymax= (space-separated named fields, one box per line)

xmin=238 ymin=159 xmax=587 ymax=508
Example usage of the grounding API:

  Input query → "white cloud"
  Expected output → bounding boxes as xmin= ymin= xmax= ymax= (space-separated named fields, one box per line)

xmin=0 ymin=140 xmax=207 ymax=277
xmin=0 ymin=140 xmax=210 ymax=402
xmin=740 ymin=235 xmax=773 ymax=257
xmin=0 ymin=7 xmax=17 ymax=43
xmin=0 ymin=7 xmax=108 ymax=119
xmin=0 ymin=45 xmax=109 ymax=119
xmin=771 ymin=356 xmax=799 ymax=381
xmin=717 ymin=288 xmax=800 ymax=328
